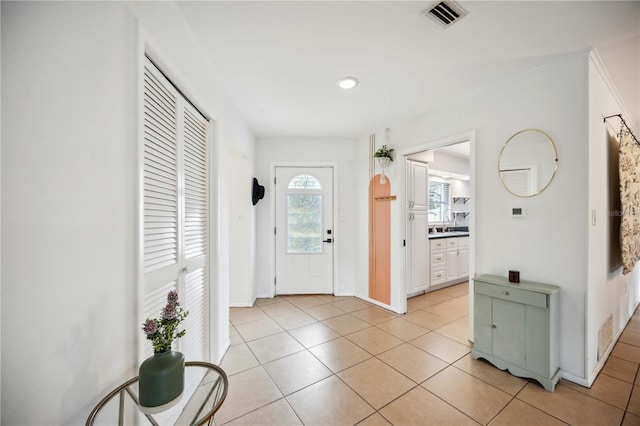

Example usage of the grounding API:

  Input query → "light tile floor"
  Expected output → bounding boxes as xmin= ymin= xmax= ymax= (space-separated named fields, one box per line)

xmin=219 ymin=282 xmax=640 ymax=425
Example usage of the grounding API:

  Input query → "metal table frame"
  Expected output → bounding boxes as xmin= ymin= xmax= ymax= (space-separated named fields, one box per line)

xmin=86 ymin=361 xmax=228 ymax=426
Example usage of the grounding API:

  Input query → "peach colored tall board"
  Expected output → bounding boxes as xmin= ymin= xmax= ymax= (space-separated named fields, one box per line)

xmin=369 ymin=175 xmax=391 ymax=304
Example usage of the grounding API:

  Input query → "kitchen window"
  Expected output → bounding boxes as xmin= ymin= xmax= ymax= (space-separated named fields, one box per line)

xmin=428 ymin=180 xmax=451 ymax=224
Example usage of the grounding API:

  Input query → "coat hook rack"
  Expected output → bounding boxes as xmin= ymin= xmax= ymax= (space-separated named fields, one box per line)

xmin=604 ymin=114 xmax=639 ymax=145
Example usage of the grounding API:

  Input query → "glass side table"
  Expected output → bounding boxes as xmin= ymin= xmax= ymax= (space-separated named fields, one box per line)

xmin=86 ymin=361 xmax=228 ymax=426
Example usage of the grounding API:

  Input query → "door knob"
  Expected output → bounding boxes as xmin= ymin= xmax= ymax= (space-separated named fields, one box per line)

xmin=323 ymin=238 xmax=332 ymax=243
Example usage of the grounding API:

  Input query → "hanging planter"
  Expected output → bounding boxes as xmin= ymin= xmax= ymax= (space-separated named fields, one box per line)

xmin=374 ymin=143 xmax=394 ymax=184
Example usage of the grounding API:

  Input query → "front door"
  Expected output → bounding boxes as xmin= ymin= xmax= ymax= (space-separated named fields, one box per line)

xmin=275 ymin=167 xmax=334 ymax=294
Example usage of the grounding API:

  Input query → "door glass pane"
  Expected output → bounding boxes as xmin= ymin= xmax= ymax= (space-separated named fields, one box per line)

xmin=288 ymin=174 xmax=322 ymax=190
xmin=287 ymin=194 xmax=323 ymax=253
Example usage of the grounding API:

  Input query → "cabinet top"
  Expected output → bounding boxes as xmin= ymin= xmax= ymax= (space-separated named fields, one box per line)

xmin=474 ymin=274 xmax=560 ymax=294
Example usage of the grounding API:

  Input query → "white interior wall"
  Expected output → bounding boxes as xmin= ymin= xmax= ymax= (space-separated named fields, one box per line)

xmin=355 ymin=53 xmax=590 ymax=382
xmin=596 ymin=36 xmax=640 ymax=133
xmin=587 ymin=51 xmax=640 ymax=385
xmin=229 ymin=154 xmax=255 ymax=307
xmin=449 ymin=180 xmax=471 ymax=228
xmin=430 ymin=150 xmax=470 ymax=176
xmin=1 ymin=2 xmax=255 ymax=425
xmin=0 ymin=4 xmax=3 ymax=419
xmin=254 ymin=138 xmax=357 ymax=298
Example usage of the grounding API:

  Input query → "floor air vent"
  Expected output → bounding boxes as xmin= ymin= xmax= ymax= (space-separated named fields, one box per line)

xmin=421 ymin=1 xmax=467 ymax=28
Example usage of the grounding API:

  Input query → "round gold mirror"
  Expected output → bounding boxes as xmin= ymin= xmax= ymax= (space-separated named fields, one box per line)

xmin=498 ymin=129 xmax=558 ymax=197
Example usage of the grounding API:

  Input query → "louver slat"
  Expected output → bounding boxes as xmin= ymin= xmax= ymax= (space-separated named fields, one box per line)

xmin=183 ymin=106 xmax=208 ymax=260
xmin=183 ymin=268 xmax=208 ymax=361
xmin=143 ymin=65 xmax=178 ymax=273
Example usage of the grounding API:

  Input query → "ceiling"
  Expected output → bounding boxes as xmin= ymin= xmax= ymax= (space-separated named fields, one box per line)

xmin=176 ymin=1 xmax=640 ymax=139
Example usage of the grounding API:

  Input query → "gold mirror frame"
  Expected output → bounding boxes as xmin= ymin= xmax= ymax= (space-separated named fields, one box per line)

xmin=498 ymin=129 xmax=558 ymax=198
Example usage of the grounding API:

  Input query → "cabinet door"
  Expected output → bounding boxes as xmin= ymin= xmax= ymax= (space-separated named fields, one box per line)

xmin=492 ymin=298 xmax=526 ymax=367
xmin=525 ymin=304 xmax=551 ymax=376
xmin=473 ymin=293 xmax=493 ymax=354
xmin=458 ymin=246 xmax=470 ymax=278
xmin=446 ymin=247 xmax=458 ymax=281
xmin=407 ymin=211 xmax=429 ymax=293
xmin=408 ymin=161 xmax=429 ymax=210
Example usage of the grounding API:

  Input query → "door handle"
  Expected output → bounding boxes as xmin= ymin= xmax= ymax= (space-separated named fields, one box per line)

xmin=323 ymin=238 xmax=332 ymax=243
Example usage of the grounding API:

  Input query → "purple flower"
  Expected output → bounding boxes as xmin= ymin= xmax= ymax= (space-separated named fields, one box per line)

xmin=162 ymin=302 xmax=177 ymax=320
xmin=142 ymin=290 xmax=188 ymax=353
xmin=167 ymin=290 xmax=179 ymax=303
xmin=142 ymin=319 xmax=158 ymax=336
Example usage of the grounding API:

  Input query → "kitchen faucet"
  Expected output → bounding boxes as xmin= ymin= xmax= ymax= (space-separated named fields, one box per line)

xmin=442 ymin=209 xmax=452 ymax=232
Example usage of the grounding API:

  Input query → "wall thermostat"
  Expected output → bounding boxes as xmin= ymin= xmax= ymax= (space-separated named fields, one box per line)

xmin=511 ymin=207 xmax=526 ymax=217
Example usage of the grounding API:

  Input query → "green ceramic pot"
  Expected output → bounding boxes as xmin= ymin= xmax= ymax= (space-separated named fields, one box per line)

xmin=139 ymin=350 xmax=185 ymax=412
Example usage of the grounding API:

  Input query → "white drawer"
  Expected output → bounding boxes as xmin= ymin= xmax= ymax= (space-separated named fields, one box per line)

xmin=430 ymin=239 xmax=446 ymax=250
xmin=447 ymin=239 xmax=457 ymax=248
xmin=431 ymin=251 xmax=446 ymax=264
xmin=457 ymin=236 xmax=469 ymax=247
xmin=475 ymin=281 xmax=547 ymax=309
xmin=431 ymin=268 xmax=446 ymax=284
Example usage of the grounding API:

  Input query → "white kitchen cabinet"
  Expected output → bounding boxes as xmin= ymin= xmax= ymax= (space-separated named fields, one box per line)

xmin=406 ymin=210 xmax=429 ymax=294
xmin=457 ymin=237 xmax=469 ymax=278
xmin=430 ymin=238 xmax=447 ymax=286
xmin=472 ymin=274 xmax=560 ymax=391
xmin=446 ymin=237 xmax=469 ymax=281
xmin=407 ymin=161 xmax=429 ymax=210
xmin=406 ymin=160 xmax=430 ymax=296
xmin=446 ymin=239 xmax=459 ymax=281
xmin=430 ymin=236 xmax=468 ymax=287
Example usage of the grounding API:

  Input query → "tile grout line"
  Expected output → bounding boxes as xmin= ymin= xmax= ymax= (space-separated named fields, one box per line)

xmin=510 ymin=391 xmax=570 ymax=426
xmin=227 ymin=284 xmax=625 ymax=426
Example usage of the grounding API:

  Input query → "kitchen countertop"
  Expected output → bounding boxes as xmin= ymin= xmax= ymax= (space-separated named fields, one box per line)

xmin=428 ymin=231 xmax=470 ymax=239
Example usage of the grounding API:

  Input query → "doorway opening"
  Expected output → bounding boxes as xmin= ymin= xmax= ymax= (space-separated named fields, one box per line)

xmin=404 ymin=140 xmax=473 ymax=301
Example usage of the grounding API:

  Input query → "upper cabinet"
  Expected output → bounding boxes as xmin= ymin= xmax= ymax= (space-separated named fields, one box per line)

xmin=407 ymin=160 xmax=429 ymax=210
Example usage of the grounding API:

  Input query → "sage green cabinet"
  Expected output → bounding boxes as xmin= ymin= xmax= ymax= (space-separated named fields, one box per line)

xmin=472 ymin=274 xmax=560 ymax=391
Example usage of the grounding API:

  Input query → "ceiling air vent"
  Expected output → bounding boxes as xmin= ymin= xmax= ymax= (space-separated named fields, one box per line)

xmin=421 ymin=1 xmax=467 ymax=28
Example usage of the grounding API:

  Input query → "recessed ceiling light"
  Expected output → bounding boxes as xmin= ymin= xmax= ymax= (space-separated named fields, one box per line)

xmin=336 ymin=76 xmax=359 ymax=89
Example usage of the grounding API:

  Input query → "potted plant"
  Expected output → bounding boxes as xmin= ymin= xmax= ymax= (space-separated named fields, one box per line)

xmin=374 ymin=144 xmax=394 ymax=183
xmin=139 ymin=290 xmax=189 ymax=413
xmin=374 ymin=144 xmax=394 ymax=162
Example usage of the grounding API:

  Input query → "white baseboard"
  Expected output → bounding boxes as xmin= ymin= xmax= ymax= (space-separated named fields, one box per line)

xmin=561 ymin=370 xmax=588 ymax=387
xmin=214 ymin=339 xmax=231 ymax=364
xmin=357 ymin=295 xmax=405 ymax=314
xmin=229 ymin=302 xmax=255 ymax=308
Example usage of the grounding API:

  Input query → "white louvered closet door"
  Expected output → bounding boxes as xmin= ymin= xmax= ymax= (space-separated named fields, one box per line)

xmin=181 ymin=104 xmax=209 ymax=362
xmin=142 ymin=57 xmax=209 ymax=363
